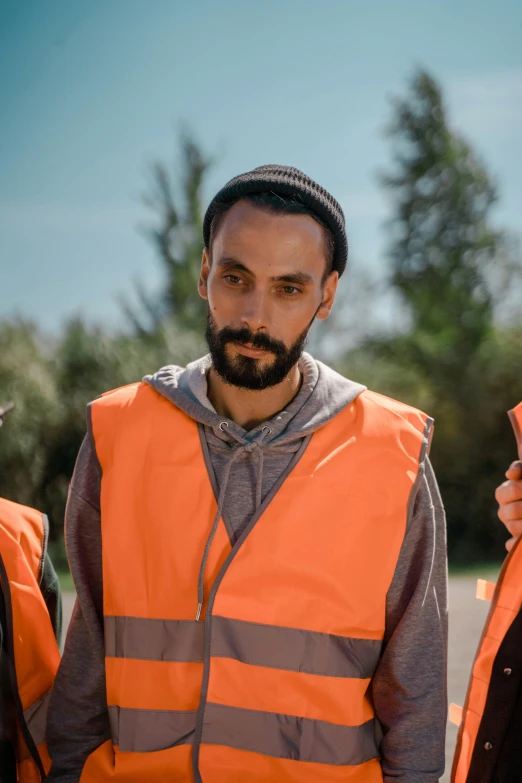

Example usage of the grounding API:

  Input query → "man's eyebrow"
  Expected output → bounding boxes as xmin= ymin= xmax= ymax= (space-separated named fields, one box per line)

xmin=216 ymin=257 xmax=254 ymax=276
xmin=216 ymin=258 xmax=314 ymax=286
xmin=271 ymin=272 xmax=314 ymax=286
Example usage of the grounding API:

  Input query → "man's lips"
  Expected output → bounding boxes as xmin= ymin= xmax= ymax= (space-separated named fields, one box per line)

xmin=233 ymin=341 xmax=271 ymax=358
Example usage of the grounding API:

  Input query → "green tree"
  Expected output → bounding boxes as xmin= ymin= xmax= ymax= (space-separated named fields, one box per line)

xmin=379 ymin=69 xmax=518 ymax=385
xmin=0 ymin=133 xmax=212 ymax=569
xmin=126 ymin=132 xmax=212 ymax=336
xmin=367 ymin=68 xmax=522 ymax=563
xmin=0 ymin=319 xmax=58 ymax=509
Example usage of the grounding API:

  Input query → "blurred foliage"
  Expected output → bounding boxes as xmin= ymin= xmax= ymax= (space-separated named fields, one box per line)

xmin=339 ymin=69 xmax=522 ymax=562
xmin=340 ymin=326 xmax=522 ymax=563
xmin=0 ymin=321 xmax=58 ymax=508
xmin=0 ymin=316 xmax=205 ymax=569
xmin=0 ymin=69 xmax=520 ymax=572
xmin=123 ymin=132 xmax=211 ymax=336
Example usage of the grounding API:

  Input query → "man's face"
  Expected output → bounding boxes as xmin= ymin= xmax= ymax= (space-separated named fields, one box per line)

xmin=199 ymin=200 xmax=338 ymax=391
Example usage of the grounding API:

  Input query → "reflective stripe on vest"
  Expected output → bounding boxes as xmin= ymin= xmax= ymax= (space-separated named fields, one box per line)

xmin=103 ymin=614 xmax=383 ymax=754
xmin=452 ymin=401 xmax=522 ymax=783
xmin=0 ymin=499 xmax=60 ymax=781
xmin=83 ymin=381 xmax=432 ymax=783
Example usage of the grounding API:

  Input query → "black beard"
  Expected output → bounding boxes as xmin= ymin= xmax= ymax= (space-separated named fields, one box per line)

xmin=205 ymin=311 xmax=312 ymax=391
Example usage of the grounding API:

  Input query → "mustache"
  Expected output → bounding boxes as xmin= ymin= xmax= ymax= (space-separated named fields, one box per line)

xmin=217 ymin=326 xmax=287 ymax=357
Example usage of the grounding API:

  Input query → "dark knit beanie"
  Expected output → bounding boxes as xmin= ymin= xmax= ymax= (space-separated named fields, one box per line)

xmin=203 ymin=164 xmax=348 ymax=277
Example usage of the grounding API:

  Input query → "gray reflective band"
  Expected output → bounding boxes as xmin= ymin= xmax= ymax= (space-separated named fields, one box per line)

xmin=105 ymin=616 xmax=205 ymax=662
xmin=106 ymin=703 xmax=378 ymax=764
xmin=108 ymin=706 xmax=197 ymax=752
xmin=23 ymin=691 xmax=51 ymax=747
xmin=212 ymin=615 xmax=382 ymax=678
xmin=104 ymin=614 xmax=381 ymax=678
xmin=202 ymin=703 xmax=379 ymax=766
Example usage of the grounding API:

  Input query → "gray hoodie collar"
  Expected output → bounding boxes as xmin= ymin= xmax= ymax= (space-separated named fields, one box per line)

xmin=144 ymin=353 xmax=366 ymax=447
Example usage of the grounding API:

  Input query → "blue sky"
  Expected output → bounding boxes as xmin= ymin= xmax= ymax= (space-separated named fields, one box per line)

xmin=1 ymin=0 xmax=521 ymax=332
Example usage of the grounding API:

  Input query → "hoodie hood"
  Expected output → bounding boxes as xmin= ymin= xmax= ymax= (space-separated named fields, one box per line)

xmin=144 ymin=352 xmax=365 ymax=448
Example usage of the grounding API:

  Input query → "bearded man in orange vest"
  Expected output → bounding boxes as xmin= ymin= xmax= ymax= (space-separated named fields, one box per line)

xmin=47 ymin=165 xmax=448 ymax=783
xmin=452 ymin=403 xmax=522 ymax=783
xmin=0 ymin=403 xmax=62 ymax=781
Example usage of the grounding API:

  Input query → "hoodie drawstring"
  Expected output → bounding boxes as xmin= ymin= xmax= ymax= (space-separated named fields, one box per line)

xmin=195 ymin=424 xmax=271 ymax=621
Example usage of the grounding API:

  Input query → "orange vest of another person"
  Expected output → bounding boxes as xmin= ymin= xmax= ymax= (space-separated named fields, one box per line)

xmin=79 ymin=381 xmax=433 ymax=783
xmin=451 ymin=400 xmax=522 ymax=783
xmin=0 ymin=498 xmax=60 ymax=781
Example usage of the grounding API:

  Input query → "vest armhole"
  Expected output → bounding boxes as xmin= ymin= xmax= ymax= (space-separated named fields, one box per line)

xmin=425 ymin=416 xmax=435 ymax=459
xmin=403 ymin=416 xmax=434 ymax=536
xmin=37 ymin=514 xmax=50 ymax=587
xmin=508 ymin=406 xmax=522 ymax=461
xmin=86 ymin=402 xmax=103 ymax=479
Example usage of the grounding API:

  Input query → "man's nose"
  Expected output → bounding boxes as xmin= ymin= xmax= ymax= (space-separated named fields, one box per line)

xmin=240 ymin=289 xmax=271 ymax=333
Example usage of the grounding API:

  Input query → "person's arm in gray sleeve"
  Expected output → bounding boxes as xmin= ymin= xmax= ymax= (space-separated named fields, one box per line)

xmin=46 ymin=432 xmax=111 ymax=783
xmin=373 ymin=457 xmax=448 ymax=783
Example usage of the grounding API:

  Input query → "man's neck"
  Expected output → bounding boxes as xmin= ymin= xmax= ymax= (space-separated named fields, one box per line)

xmin=207 ymin=364 xmax=302 ymax=431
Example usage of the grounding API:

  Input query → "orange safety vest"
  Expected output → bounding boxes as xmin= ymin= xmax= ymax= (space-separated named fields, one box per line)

xmin=451 ymin=400 xmax=522 ymax=783
xmin=79 ymin=381 xmax=432 ymax=783
xmin=0 ymin=498 xmax=60 ymax=781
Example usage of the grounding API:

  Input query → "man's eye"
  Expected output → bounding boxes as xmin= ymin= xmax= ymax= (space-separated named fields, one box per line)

xmin=282 ymin=286 xmax=301 ymax=295
xmin=224 ymin=275 xmax=242 ymax=285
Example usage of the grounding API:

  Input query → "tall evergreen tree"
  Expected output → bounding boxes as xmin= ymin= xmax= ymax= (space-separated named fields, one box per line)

xmin=126 ymin=132 xmax=211 ymax=336
xmin=377 ymin=68 xmax=522 ymax=562
xmin=380 ymin=69 xmax=511 ymax=389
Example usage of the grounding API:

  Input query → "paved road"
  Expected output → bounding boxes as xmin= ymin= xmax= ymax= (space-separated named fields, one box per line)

xmin=62 ymin=592 xmax=75 ymax=635
xmin=61 ymin=575 xmax=494 ymax=782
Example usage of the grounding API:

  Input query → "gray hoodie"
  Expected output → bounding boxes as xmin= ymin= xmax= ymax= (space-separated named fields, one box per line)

xmin=46 ymin=353 xmax=448 ymax=783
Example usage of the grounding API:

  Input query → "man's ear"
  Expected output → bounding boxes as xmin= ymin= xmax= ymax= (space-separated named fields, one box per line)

xmin=315 ymin=270 xmax=339 ymax=321
xmin=198 ymin=248 xmax=210 ymax=300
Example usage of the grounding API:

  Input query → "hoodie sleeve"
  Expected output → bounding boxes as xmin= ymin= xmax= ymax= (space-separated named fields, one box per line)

xmin=372 ymin=457 xmax=448 ymax=783
xmin=46 ymin=433 xmax=110 ymax=783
